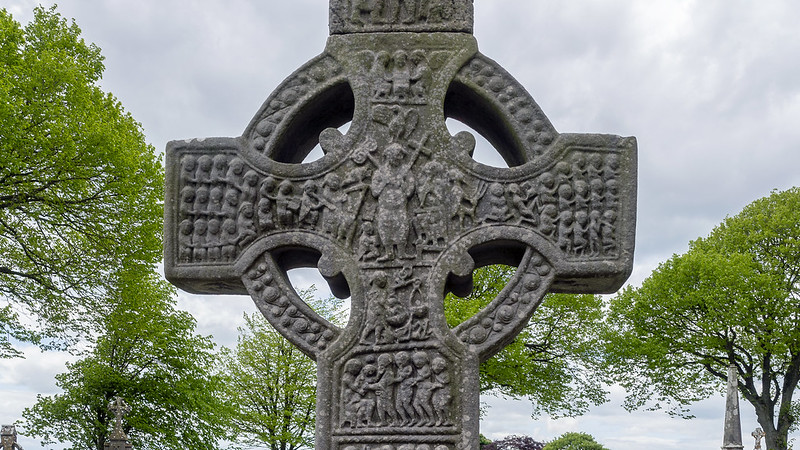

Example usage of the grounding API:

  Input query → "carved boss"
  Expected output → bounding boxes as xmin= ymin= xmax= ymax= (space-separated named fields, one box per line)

xmin=164 ymin=1 xmax=637 ymax=449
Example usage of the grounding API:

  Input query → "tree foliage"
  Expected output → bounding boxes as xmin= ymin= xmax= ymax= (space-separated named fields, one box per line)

xmin=219 ymin=288 xmax=343 ymax=450
xmin=21 ymin=269 xmax=228 ymax=450
xmin=541 ymin=432 xmax=608 ymax=450
xmin=445 ymin=265 xmax=609 ymax=418
xmin=0 ymin=6 xmax=164 ymax=355
xmin=483 ymin=434 xmax=545 ymax=450
xmin=605 ymin=187 xmax=800 ymax=450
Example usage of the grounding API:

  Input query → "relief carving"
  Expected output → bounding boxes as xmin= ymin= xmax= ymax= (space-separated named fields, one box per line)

xmin=339 ymin=349 xmax=454 ymax=429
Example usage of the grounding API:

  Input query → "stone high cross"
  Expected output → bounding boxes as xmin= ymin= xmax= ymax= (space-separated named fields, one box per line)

xmin=106 ymin=397 xmax=133 ymax=450
xmin=164 ymin=1 xmax=637 ymax=449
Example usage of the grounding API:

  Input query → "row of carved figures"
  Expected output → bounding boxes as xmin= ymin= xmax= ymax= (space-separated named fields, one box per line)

xmin=342 ymin=445 xmax=450 ymax=450
xmin=176 ymin=148 xmax=622 ymax=264
xmin=341 ymin=350 xmax=452 ymax=429
xmin=349 ymin=0 xmax=464 ymax=26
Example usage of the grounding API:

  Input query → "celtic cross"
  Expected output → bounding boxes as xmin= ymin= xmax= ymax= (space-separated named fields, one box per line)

xmin=164 ymin=1 xmax=637 ymax=449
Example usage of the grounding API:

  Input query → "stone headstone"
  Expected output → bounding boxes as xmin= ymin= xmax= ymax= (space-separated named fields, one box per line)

xmin=104 ymin=397 xmax=133 ymax=450
xmin=164 ymin=1 xmax=637 ymax=448
xmin=0 ymin=425 xmax=23 ymax=450
xmin=722 ymin=365 xmax=744 ymax=450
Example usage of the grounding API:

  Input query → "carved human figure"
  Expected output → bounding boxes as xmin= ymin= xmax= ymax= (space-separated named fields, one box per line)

xmin=276 ymin=180 xmax=299 ymax=228
xmin=430 ymin=356 xmax=451 ymax=426
xmin=536 ymin=172 xmax=558 ymax=212
xmin=257 ymin=177 xmax=277 ymax=232
xmin=361 ymin=271 xmax=390 ymax=344
xmin=358 ymin=221 xmax=381 ymax=261
xmin=370 ymin=353 xmax=399 ymax=426
xmin=237 ymin=202 xmax=257 ymax=248
xmin=447 ymin=169 xmax=478 ymax=230
xmin=342 ymin=358 xmax=365 ymax=428
xmin=605 ymin=178 xmax=618 ymax=211
xmin=384 ymin=295 xmax=410 ymax=342
xmin=208 ymin=186 xmax=224 ymax=217
xmin=180 ymin=155 xmax=197 ymax=186
xmin=220 ymin=218 xmax=238 ymax=262
xmin=588 ymin=210 xmax=602 ymax=256
xmin=410 ymin=50 xmax=431 ymax=99
xmin=193 ymin=186 xmax=209 ymax=216
xmin=179 ymin=186 xmax=195 ymax=219
xmin=600 ymin=210 xmax=617 ymax=254
xmin=196 ymin=155 xmax=213 ymax=185
xmin=483 ymin=182 xmax=510 ymax=223
xmin=390 ymin=51 xmax=412 ymax=101
xmin=574 ymin=179 xmax=589 ymax=213
xmin=356 ymin=362 xmax=379 ymax=426
xmin=539 ymin=204 xmax=557 ymax=239
xmin=411 ymin=351 xmax=436 ymax=426
xmin=206 ymin=218 xmax=221 ymax=262
xmin=321 ymin=173 xmax=347 ymax=237
xmin=557 ymin=210 xmax=573 ymax=254
xmin=241 ymin=170 xmax=260 ymax=205
xmin=192 ymin=218 xmax=208 ymax=263
xmin=226 ymin=157 xmax=246 ymax=192
xmin=351 ymin=0 xmax=385 ymax=24
xmin=210 ymin=154 xmax=228 ymax=187
xmin=508 ymin=183 xmax=536 ymax=226
xmin=178 ymin=219 xmax=193 ymax=263
xmin=370 ymin=143 xmax=416 ymax=261
xmin=394 ymin=351 xmax=416 ymax=426
xmin=222 ymin=188 xmax=240 ymax=219
xmin=410 ymin=303 xmax=431 ymax=341
xmin=298 ymin=180 xmax=323 ymax=229
xmin=589 ymin=178 xmax=604 ymax=212
xmin=573 ymin=210 xmax=589 ymax=255
xmin=372 ymin=51 xmax=393 ymax=100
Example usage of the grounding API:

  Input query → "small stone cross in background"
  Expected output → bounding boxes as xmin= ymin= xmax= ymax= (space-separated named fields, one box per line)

xmin=105 ymin=397 xmax=132 ymax=450
xmin=751 ymin=428 xmax=764 ymax=450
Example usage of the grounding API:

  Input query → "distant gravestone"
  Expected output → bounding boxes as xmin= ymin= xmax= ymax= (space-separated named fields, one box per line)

xmin=164 ymin=1 xmax=637 ymax=449
xmin=104 ymin=397 xmax=132 ymax=450
xmin=0 ymin=425 xmax=23 ymax=450
xmin=722 ymin=365 xmax=744 ymax=450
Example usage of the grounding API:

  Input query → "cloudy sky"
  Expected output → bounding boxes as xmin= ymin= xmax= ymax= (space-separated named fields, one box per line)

xmin=2 ymin=1 xmax=800 ymax=449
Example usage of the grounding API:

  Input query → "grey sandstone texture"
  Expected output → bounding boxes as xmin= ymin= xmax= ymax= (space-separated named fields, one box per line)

xmin=1 ymin=425 xmax=23 ymax=450
xmin=164 ymin=1 xmax=637 ymax=449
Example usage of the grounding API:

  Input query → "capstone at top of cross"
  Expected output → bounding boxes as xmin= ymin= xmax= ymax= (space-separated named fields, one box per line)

xmin=329 ymin=0 xmax=474 ymax=35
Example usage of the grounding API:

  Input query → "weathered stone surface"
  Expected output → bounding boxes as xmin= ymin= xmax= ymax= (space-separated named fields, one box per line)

xmin=722 ymin=365 xmax=744 ymax=450
xmin=164 ymin=2 xmax=637 ymax=449
xmin=1 ymin=425 xmax=24 ymax=450
xmin=104 ymin=397 xmax=133 ymax=450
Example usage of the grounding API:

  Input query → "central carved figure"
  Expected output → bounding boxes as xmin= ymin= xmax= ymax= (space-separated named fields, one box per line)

xmin=163 ymin=1 xmax=637 ymax=449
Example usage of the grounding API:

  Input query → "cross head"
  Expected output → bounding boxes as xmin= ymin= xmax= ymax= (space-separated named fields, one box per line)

xmin=164 ymin=1 xmax=637 ymax=448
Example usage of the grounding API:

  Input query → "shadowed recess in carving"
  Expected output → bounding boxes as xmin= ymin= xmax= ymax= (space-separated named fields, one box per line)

xmin=269 ymin=81 xmax=355 ymax=164
xmin=444 ymin=79 xmax=528 ymax=167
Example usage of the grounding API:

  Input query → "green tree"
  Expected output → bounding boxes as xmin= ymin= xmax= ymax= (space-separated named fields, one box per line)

xmin=605 ymin=187 xmax=800 ymax=450
xmin=0 ymin=6 xmax=164 ymax=356
xmin=542 ymin=432 xmax=608 ymax=450
xmin=21 ymin=268 xmax=228 ymax=450
xmin=220 ymin=288 xmax=343 ymax=450
xmin=445 ymin=265 xmax=609 ymax=418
